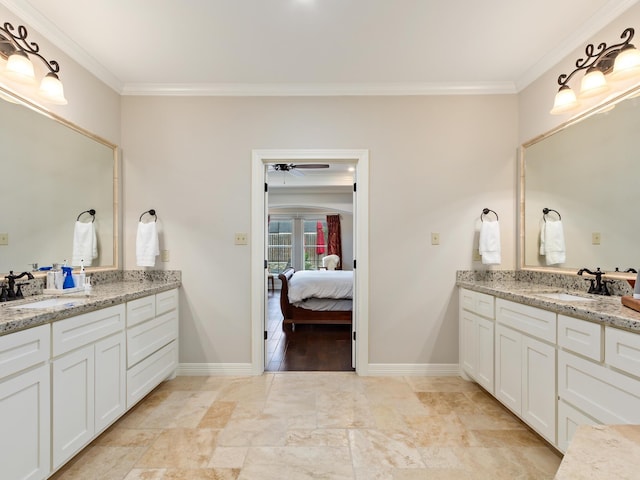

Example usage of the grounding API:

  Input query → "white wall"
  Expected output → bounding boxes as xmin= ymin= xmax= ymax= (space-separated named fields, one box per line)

xmin=121 ymin=95 xmax=518 ymax=366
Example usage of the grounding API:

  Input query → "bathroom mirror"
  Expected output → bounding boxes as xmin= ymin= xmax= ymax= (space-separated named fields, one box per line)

xmin=521 ymin=87 xmax=640 ymax=274
xmin=0 ymin=87 xmax=117 ymax=275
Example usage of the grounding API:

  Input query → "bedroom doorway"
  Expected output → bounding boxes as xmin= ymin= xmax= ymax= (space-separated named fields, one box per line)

xmin=250 ymin=149 xmax=369 ymax=375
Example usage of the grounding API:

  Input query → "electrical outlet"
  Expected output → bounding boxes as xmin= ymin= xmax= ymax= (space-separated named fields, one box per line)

xmin=0 ymin=233 xmax=7 ymax=245
xmin=161 ymin=250 xmax=170 ymax=262
xmin=234 ymin=233 xmax=248 ymax=245
xmin=431 ymin=232 xmax=440 ymax=245
xmin=592 ymin=232 xmax=601 ymax=245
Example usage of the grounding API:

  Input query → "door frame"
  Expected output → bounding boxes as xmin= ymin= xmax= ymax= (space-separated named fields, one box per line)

xmin=250 ymin=149 xmax=369 ymax=375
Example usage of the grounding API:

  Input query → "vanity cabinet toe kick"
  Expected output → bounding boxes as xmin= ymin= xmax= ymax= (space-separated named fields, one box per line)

xmin=0 ymin=287 xmax=179 ymax=480
xmin=459 ymin=287 xmax=640 ymax=454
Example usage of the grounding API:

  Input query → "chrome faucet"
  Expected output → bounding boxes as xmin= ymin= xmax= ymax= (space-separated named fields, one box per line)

xmin=577 ymin=267 xmax=610 ymax=296
xmin=2 ymin=271 xmax=35 ymax=301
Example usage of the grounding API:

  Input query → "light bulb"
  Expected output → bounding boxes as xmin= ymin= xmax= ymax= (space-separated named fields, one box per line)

xmin=611 ymin=44 xmax=640 ymax=80
xmin=550 ymin=85 xmax=578 ymax=114
xmin=5 ymin=50 xmax=35 ymax=84
xmin=38 ymin=72 xmax=67 ymax=105
xmin=579 ymin=68 xmax=609 ymax=98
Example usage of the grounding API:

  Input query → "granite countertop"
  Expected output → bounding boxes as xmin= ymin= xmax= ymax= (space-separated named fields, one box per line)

xmin=457 ymin=278 xmax=640 ymax=333
xmin=554 ymin=425 xmax=640 ymax=479
xmin=0 ymin=279 xmax=181 ymax=336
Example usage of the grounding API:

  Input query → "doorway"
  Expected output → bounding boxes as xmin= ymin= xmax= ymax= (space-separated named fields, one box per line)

xmin=250 ymin=149 xmax=369 ymax=375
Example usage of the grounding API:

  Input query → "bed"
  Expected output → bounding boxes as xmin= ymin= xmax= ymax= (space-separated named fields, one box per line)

xmin=277 ymin=267 xmax=352 ymax=329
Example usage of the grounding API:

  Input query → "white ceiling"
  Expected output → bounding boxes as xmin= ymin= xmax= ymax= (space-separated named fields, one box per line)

xmin=3 ymin=0 xmax=638 ymax=96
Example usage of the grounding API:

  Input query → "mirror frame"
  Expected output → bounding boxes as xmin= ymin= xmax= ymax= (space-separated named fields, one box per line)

xmin=0 ymin=85 xmax=119 ymax=275
xmin=518 ymin=84 xmax=640 ymax=280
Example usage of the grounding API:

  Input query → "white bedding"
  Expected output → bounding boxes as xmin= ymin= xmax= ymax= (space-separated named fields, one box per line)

xmin=287 ymin=270 xmax=353 ymax=303
xmin=292 ymin=298 xmax=353 ymax=311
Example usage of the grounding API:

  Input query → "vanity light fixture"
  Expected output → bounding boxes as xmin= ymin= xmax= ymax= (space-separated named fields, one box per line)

xmin=550 ymin=27 xmax=640 ymax=114
xmin=0 ymin=21 xmax=67 ymax=105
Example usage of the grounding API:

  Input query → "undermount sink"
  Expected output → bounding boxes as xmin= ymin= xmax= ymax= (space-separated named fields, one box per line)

xmin=10 ymin=297 xmax=88 ymax=310
xmin=536 ymin=292 xmax=596 ymax=302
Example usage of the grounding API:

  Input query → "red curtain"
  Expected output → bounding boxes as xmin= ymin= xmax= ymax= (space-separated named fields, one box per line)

xmin=326 ymin=214 xmax=342 ymax=270
xmin=316 ymin=221 xmax=326 ymax=254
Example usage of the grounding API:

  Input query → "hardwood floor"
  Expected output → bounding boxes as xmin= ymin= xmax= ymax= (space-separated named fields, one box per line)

xmin=265 ymin=289 xmax=353 ymax=372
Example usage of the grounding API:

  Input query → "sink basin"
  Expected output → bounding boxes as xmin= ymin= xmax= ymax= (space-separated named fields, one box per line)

xmin=536 ymin=292 xmax=596 ymax=302
xmin=10 ymin=298 xmax=87 ymax=309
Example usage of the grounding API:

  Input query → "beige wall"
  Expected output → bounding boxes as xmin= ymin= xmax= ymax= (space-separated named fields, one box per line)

xmin=121 ymin=95 xmax=518 ymax=365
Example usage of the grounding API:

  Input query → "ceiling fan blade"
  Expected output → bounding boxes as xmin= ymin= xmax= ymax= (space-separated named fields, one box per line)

xmin=291 ymin=163 xmax=330 ymax=169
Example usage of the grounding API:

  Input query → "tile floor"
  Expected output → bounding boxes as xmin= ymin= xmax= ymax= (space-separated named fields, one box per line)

xmin=50 ymin=374 xmax=562 ymax=480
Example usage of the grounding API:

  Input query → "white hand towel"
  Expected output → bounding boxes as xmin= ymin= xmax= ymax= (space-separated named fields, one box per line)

xmin=543 ymin=220 xmax=566 ymax=265
xmin=136 ymin=221 xmax=160 ymax=267
xmin=539 ymin=221 xmax=546 ymax=256
xmin=479 ymin=220 xmax=501 ymax=265
xmin=71 ymin=221 xmax=97 ymax=267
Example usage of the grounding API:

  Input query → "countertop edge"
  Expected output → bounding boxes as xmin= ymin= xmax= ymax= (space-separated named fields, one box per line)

xmin=0 ymin=280 xmax=181 ymax=336
xmin=457 ymin=279 xmax=640 ymax=333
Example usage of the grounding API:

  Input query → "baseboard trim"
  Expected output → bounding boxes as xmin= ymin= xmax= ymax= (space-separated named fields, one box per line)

xmin=176 ymin=362 xmax=460 ymax=377
xmin=366 ymin=363 xmax=460 ymax=376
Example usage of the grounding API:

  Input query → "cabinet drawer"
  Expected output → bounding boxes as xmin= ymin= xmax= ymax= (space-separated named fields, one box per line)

xmin=126 ymin=295 xmax=156 ymax=328
xmin=156 ymin=289 xmax=178 ymax=316
xmin=605 ymin=327 xmax=640 ymax=378
xmin=126 ymin=340 xmax=177 ymax=409
xmin=0 ymin=324 xmax=50 ymax=379
xmin=460 ymin=288 xmax=494 ymax=318
xmin=127 ymin=309 xmax=178 ymax=368
xmin=496 ymin=298 xmax=556 ymax=343
xmin=558 ymin=350 xmax=640 ymax=424
xmin=558 ymin=315 xmax=602 ymax=361
xmin=53 ymin=304 xmax=125 ymax=356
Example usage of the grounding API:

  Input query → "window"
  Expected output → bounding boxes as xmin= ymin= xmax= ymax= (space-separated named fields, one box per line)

xmin=303 ymin=219 xmax=326 ymax=271
xmin=267 ymin=220 xmax=292 ymax=274
xmin=267 ymin=217 xmax=327 ymax=272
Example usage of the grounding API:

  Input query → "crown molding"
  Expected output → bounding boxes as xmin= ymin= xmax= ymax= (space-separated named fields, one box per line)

xmin=121 ymin=81 xmax=517 ymax=96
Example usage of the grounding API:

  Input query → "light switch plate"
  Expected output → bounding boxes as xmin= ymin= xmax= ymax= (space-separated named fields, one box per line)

xmin=592 ymin=232 xmax=601 ymax=245
xmin=161 ymin=250 xmax=170 ymax=262
xmin=0 ymin=233 xmax=7 ymax=245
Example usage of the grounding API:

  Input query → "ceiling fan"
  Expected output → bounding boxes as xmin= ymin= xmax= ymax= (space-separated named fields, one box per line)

xmin=271 ymin=163 xmax=330 ymax=176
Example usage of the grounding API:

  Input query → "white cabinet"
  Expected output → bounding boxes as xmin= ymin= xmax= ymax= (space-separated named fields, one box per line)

xmin=51 ymin=304 xmax=126 ymax=469
xmin=459 ymin=288 xmax=495 ymax=393
xmin=495 ymin=299 xmax=556 ymax=444
xmin=0 ymin=325 xmax=50 ymax=480
xmin=126 ymin=289 xmax=179 ymax=409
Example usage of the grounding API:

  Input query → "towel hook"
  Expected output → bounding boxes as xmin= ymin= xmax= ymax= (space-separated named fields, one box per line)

xmin=139 ymin=209 xmax=158 ymax=222
xmin=480 ymin=208 xmax=499 ymax=222
xmin=542 ymin=208 xmax=561 ymax=222
xmin=76 ymin=209 xmax=96 ymax=223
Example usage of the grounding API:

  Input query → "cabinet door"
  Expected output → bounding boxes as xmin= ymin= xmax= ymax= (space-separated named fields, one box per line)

xmin=0 ymin=364 xmax=50 ymax=480
xmin=476 ymin=316 xmax=494 ymax=393
xmin=95 ymin=332 xmax=126 ymax=433
xmin=558 ymin=399 xmax=598 ymax=454
xmin=460 ymin=308 xmax=477 ymax=378
xmin=495 ymin=324 xmax=522 ymax=415
xmin=522 ymin=335 xmax=556 ymax=443
xmin=52 ymin=345 xmax=95 ymax=470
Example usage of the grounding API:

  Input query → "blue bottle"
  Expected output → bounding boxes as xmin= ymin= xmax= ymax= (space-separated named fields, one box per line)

xmin=62 ymin=266 xmax=75 ymax=289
